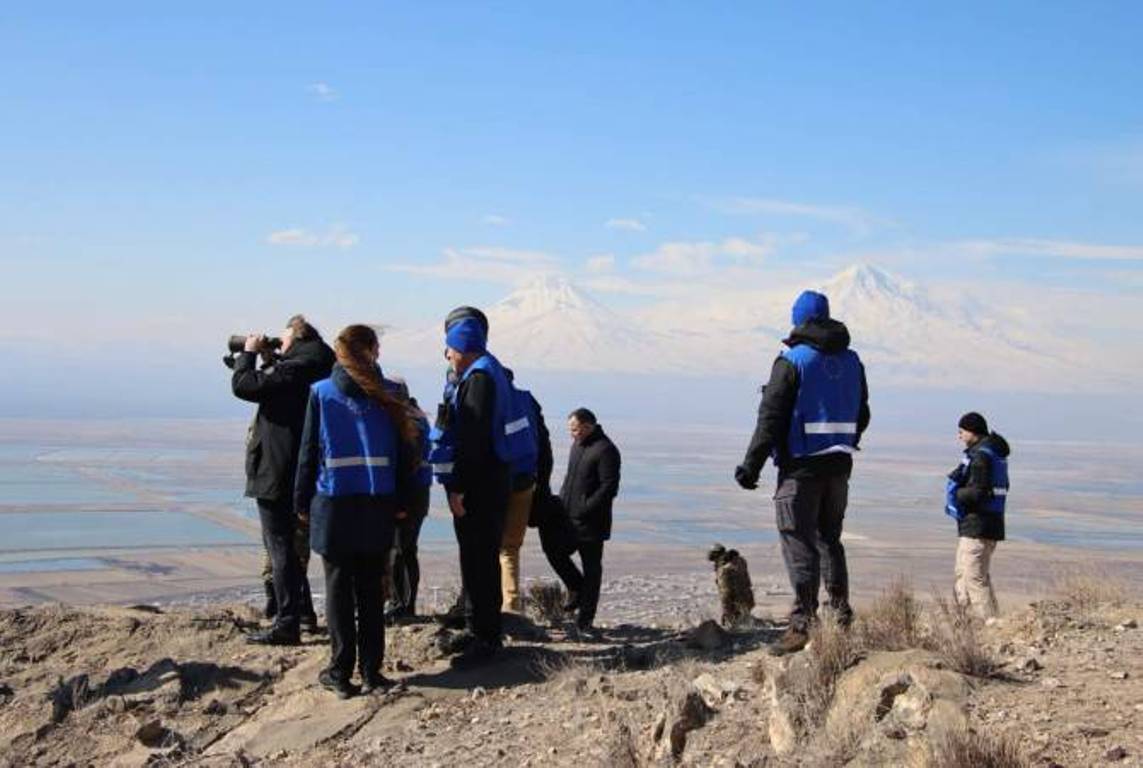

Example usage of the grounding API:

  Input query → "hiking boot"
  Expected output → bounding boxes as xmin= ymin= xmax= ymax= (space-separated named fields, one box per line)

xmin=385 ymin=606 xmax=414 ymax=626
xmin=318 ymin=669 xmax=357 ymax=700
xmin=562 ymin=591 xmax=580 ymax=614
xmin=245 ymin=625 xmax=300 ymax=646
xmin=571 ymin=623 xmax=601 ymax=643
xmin=435 ymin=605 xmax=467 ymax=630
xmin=449 ymin=637 xmax=502 ymax=670
xmin=262 ymin=582 xmax=277 ymax=620
xmin=299 ymin=614 xmax=320 ymax=634
xmin=768 ymin=627 xmax=809 ymax=657
xmin=360 ymin=673 xmax=396 ymax=695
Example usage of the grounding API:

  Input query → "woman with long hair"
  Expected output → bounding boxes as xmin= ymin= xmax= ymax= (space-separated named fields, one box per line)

xmin=294 ymin=324 xmax=418 ymax=698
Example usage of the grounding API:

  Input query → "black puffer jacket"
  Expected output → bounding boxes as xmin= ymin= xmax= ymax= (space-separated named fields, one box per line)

xmin=560 ymin=426 xmax=621 ymax=542
xmin=739 ymin=319 xmax=871 ymax=481
xmin=953 ymin=432 xmax=1010 ymax=541
xmin=231 ymin=337 xmax=335 ymax=501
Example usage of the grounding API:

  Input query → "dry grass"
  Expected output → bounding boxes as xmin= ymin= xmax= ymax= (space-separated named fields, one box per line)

xmin=857 ymin=576 xmax=925 ymax=652
xmin=931 ymin=726 xmax=1026 ymax=768
xmin=774 ymin=614 xmax=861 ymax=739
xmin=526 ymin=580 xmax=568 ymax=627
xmin=1052 ymin=568 xmax=1128 ymax=613
xmin=927 ymin=591 xmax=996 ymax=677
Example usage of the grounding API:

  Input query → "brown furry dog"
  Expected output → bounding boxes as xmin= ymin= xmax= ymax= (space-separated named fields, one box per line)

xmin=708 ymin=543 xmax=755 ymax=627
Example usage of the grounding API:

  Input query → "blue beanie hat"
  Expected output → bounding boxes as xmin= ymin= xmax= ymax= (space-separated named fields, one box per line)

xmin=445 ymin=316 xmax=487 ymax=354
xmin=791 ymin=290 xmax=830 ymax=327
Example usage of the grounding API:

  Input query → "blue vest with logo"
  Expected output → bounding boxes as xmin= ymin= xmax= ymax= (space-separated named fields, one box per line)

xmin=428 ymin=378 xmax=458 ymax=485
xmin=413 ymin=412 xmax=433 ymax=488
xmin=945 ymin=445 xmax=1008 ymax=520
xmin=780 ymin=344 xmax=863 ymax=462
xmin=313 ymin=379 xmax=398 ymax=497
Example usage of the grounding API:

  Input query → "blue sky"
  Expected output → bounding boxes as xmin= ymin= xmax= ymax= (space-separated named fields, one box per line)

xmin=2 ymin=2 xmax=1142 ymax=362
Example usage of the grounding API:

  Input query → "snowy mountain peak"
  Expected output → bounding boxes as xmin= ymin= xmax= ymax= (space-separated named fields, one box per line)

xmin=823 ymin=263 xmax=915 ymax=301
xmin=492 ymin=274 xmax=611 ymax=319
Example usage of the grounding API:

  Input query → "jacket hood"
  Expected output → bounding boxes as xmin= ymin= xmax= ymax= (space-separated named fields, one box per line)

xmin=285 ymin=337 xmax=336 ymax=372
xmin=783 ymin=318 xmax=852 ymax=354
xmin=977 ymin=432 xmax=1011 ymax=458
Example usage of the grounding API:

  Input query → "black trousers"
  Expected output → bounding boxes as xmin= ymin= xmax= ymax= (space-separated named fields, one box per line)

xmin=774 ymin=475 xmax=851 ymax=631
xmin=453 ymin=489 xmax=506 ymax=643
xmin=390 ymin=486 xmax=430 ymax=615
xmin=542 ymin=525 xmax=605 ymax=628
xmin=322 ymin=553 xmax=388 ymax=681
xmin=257 ymin=497 xmax=302 ymax=632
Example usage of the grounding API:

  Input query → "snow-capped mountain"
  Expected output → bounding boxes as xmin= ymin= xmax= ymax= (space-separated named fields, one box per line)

xmin=381 ymin=264 xmax=1117 ymax=393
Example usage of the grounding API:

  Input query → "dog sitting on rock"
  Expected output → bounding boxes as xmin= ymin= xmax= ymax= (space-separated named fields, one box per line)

xmin=708 ymin=544 xmax=755 ymax=627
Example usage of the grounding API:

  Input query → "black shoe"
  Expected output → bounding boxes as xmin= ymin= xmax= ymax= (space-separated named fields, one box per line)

xmin=449 ymin=637 xmax=502 ymax=670
xmin=572 ymin=623 xmax=601 ymax=643
xmin=246 ymin=625 xmax=300 ymax=646
xmin=562 ymin=591 xmax=580 ymax=614
xmin=318 ymin=669 xmax=358 ymax=700
xmin=299 ymin=614 xmax=319 ymax=634
xmin=360 ymin=673 xmax=396 ymax=695
xmin=263 ymin=582 xmax=278 ymax=620
xmin=435 ymin=609 xmax=466 ymax=630
xmin=385 ymin=606 xmax=413 ymax=626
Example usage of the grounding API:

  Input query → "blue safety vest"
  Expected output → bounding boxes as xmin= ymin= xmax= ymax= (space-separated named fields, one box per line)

xmin=313 ymin=379 xmax=398 ymax=497
xmin=945 ymin=445 xmax=1009 ymax=520
xmin=779 ymin=344 xmax=863 ymax=462
xmin=413 ymin=412 xmax=433 ymax=488
xmin=427 ymin=354 xmax=538 ymax=485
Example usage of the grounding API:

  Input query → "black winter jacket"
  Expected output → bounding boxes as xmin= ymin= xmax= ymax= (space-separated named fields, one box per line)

xmin=444 ymin=369 xmax=510 ymax=509
xmin=231 ymin=337 xmax=335 ymax=501
xmin=293 ymin=365 xmax=416 ymax=557
xmin=560 ymin=426 xmax=621 ymax=542
xmin=953 ymin=432 xmax=1010 ymax=541
xmin=739 ymin=319 xmax=870 ymax=482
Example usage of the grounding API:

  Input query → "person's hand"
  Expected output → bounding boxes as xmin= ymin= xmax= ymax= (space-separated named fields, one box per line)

xmin=395 ymin=508 xmax=408 ymax=520
xmin=735 ymin=465 xmax=759 ymax=491
xmin=243 ymin=334 xmax=263 ymax=353
xmin=448 ymin=492 xmax=466 ymax=518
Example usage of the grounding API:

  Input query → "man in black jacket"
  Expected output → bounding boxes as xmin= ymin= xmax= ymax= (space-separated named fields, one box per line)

xmin=948 ymin=412 xmax=1010 ymax=619
xmin=735 ymin=291 xmax=869 ymax=655
xmin=231 ymin=315 xmax=335 ymax=645
xmin=554 ymin=407 xmax=621 ymax=634
xmin=441 ymin=315 xmax=511 ymax=667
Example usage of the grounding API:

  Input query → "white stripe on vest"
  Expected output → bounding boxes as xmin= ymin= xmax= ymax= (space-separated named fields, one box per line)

xmin=432 ymin=462 xmax=454 ymax=473
xmin=993 ymin=488 xmax=1008 ymax=496
xmin=504 ymin=417 xmax=530 ymax=436
xmin=804 ymin=422 xmax=858 ymax=435
xmin=326 ymin=456 xmax=391 ymax=469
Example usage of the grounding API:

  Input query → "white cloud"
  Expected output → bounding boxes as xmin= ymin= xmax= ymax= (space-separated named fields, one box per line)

xmin=387 ymin=246 xmax=560 ymax=285
xmin=605 ymin=217 xmax=647 ymax=232
xmin=959 ymin=238 xmax=1143 ymax=262
xmin=306 ymin=82 xmax=338 ymax=102
xmin=633 ymin=235 xmax=777 ymax=275
xmin=482 ymin=214 xmax=510 ymax=227
xmin=710 ymin=197 xmax=884 ymax=236
xmin=585 ymin=254 xmax=615 ymax=273
xmin=266 ymin=225 xmax=359 ymax=249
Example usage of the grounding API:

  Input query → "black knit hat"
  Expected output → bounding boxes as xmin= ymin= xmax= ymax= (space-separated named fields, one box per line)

xmin=958 ymin=411 xmax=989 ymax=435
xmin=444 ymin=306 xmax=489 ymax=335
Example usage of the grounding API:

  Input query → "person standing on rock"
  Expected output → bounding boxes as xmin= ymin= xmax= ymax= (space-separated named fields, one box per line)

xmin=432 ymin=311 xmax=522 ymax=667
xmin=294 ymin=324 xmax=419 ymax=698
xmin=230 ymin=314 xmax=334 ymax=646
xmin=945 ymin=411 xmax=1009 ymax=620
xmin=734 ymin=290 xmax=870 ymax=656
xmin=552 ymin=407 xmax=621 ymax=637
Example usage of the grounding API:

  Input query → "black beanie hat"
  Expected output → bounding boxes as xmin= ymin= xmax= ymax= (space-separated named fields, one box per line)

xmin=958 ymin=412 xmax=989 ymax=435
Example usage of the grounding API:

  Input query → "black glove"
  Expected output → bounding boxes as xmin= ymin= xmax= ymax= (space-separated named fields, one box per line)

xmin=735 ymin=465 xmax=759 ymax=490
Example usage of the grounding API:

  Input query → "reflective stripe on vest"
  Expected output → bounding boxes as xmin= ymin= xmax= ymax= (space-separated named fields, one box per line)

xmin=804 ymin=422 xmax=857 ymax=435
xmin=505 ymin=416 xmax=530 ymax=436
xmin=326 ymin=456 xmax=391 ymax=469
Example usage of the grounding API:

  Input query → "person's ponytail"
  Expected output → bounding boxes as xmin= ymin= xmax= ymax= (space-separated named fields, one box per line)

xmin=334 ymin=325 xmax=418 ymax=445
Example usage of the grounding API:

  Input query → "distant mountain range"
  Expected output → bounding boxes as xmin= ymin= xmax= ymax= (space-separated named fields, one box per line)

xmin=381 ymin=264 xmax=1121 ymax=393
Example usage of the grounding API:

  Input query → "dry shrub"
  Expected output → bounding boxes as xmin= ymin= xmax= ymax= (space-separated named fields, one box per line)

xmin=602 ymin=721 xmax=641 ymax=768
xmin=931 ymin=726 xmax=1026 ymax=768
xmin=857 ymin=576 xmax=924 ymax=651
xmin=775 ymin=614 xmax=861 ymax=738
xmin=526 ymin=580 xmax=568 ymax=626
xmin=928 ymin=592 xmax=995 ymax=677
xmin=1053 ymin=568 xmax=1127 ymax=613
xmin=535 ymin=653 xmax=597 ymax=693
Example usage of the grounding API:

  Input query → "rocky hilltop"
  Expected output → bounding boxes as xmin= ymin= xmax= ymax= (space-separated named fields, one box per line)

xmin=0 ymin=579 xmax=1139 ymax=767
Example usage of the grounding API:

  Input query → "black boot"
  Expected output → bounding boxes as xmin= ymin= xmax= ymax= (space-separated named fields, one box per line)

xmin=263 ymin=581 xmax=278 ymax=620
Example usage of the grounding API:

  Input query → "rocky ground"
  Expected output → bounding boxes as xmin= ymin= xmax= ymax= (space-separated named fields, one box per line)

xmin=0 ymin=586 xmax=1139 ymax=767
